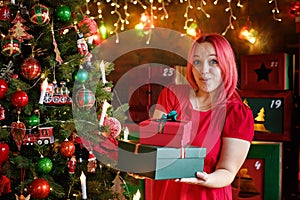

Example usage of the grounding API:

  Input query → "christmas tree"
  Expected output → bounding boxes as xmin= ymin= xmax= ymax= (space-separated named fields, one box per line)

xmin=254 ymin=107 xmax=270 ymax=133
xmin=0 ymin=0 xmax=140 ymax=199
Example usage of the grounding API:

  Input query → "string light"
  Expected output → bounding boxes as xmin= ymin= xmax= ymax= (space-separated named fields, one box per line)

xmin=124 ymin=1 xmax=130 ymax=25
xmin=97 ymin=2 xmax=102 ymax=19
xmin=158 ymin=0 xmax=169 ymax=20
xmin=197 ymin=0 xmax=210 ymax=18
xmin=150 ymin=0 xmax=158 ymax=20
xmin=237 ymin=0 xmax=243 ymax=8
xmin=110 ymin=2 xmax=125 ymax=43
xmin=269 ymin=0 xmax=282 ymax=21
xmin=183 ymin=0 xmax=194 ymax=30
xmin=132 ymin=0 xmax=147 ymax=10
xmin=222 ymin=0 xmax=237 ymax=36
xmin=82 ymin=0 xmax=282 ymax=43
xmin=146 ymin=0 xmax=155 ymax=44
xmin=86 ymin=0 xmax=90 ymax=15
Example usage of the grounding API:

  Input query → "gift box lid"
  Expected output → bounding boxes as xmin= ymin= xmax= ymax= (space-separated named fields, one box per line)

xmin=139 ymin=118 xmax=192 ymax=134
xmin=156 ymin=147 xmax=206 ymax=158
xmin=118 ymin=140 xmax=206 ymax=159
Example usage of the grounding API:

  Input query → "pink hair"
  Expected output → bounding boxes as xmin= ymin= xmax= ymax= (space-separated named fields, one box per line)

xmin=186 ymin=33 xmax=238 ymax=99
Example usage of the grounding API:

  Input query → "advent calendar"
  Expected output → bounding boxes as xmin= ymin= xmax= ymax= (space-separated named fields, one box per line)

xmin=238 ymin=90 xmax=293 ymax=141
xmin=240 ymin=53 xmax=290 ymax=91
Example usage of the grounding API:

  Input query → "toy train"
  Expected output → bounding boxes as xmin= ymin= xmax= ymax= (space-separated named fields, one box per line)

xmin=23 ymin=127 xmax=54 ymax=145
xmin=43 ymin=81 xmax=72 ymax=105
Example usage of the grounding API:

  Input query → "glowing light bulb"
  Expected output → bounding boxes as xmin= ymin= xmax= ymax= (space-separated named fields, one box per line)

xmin=239 ymin=26 xmax=258 ymax=44
xmin=186 ymin=22 xmax=198 ymax=37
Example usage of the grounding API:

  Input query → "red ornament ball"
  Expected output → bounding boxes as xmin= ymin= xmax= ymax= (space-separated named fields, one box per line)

xmin=12 ymin=74 xmax=18 ymax=79
xmin=92 ymin=33 xmax=102 ymax=46
xmin=11 ymin=90 xmax=28 ymax=108
xmin=29 ymin=178 xmax=50 ymax=199
xmin=0 ymin=79 xmax=8 ymax=99
xmin=30 ymin=4 xmax=50 ymax=25
xmin=78 ymin=16 xmax=98 ymax=37
xmin=75 ymin=88 xmax=95 ymax=109
xmin=60 ymin=139 xmax=75 ymax=157
xmin=0 ymin=142 xmax=9 ymax=164
xmin=103 ymin=117 xmax=122 ymax=138
xmin=0 ymin=104 xmax=5 ymax=121
xmin=20 ymin=57 xmax=41 ymax=80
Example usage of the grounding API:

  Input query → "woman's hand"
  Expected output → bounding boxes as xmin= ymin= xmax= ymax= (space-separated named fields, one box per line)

xmin=175 ymin=171 xmax=209 ymax=185
xmin=176 ymin=138 xmax=251 ymax=188
xmin=195 ymin=171 xmax=209 ymax=181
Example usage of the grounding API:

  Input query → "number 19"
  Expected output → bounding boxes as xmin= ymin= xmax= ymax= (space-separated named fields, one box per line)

xmin=270 ymin=99 xmax=282 ymax=109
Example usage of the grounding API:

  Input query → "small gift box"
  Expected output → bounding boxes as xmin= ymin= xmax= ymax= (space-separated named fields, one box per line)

xmin=139 ymin=111 xmax=192 ymax=147
xmin=118 ymin=140 xmax=206 ymax=180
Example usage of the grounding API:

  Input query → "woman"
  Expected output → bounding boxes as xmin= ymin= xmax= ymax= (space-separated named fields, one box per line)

xmin=145 ymin=33 xmax=254 ymax=200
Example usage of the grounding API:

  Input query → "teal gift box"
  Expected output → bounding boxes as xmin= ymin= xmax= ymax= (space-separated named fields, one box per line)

xmin=118 ymin=140 xmax=206 ymax=180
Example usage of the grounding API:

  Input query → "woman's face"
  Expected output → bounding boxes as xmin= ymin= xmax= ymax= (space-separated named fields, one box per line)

xmin=191 ymin=42 xmax=223 ymax=94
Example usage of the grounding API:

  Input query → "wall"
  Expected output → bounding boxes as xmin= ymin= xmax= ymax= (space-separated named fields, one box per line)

xmin=98 ymin=0 xmax=299 ymax=88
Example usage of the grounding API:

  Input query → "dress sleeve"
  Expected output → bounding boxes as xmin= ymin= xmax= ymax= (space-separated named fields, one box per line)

xmin=155 ymin=84 xmax=190 ymax=117
xmin=156 ymin=86 xmax=176 ymax=113
xmin=222 ymin=102 xmax=254 ymax=142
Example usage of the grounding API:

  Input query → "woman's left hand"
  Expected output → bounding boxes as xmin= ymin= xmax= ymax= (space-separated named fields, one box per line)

xmin=175 ymin=171 xmax=209 ymax=185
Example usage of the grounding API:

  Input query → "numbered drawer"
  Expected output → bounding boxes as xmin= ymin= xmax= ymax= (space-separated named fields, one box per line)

xmin=240 ymin=53 xmax=290 ymax=91
xmin=232 ymin=142 xmax=282 ymax=200
xmin=238 ymin=90 xmax=293 ymax=141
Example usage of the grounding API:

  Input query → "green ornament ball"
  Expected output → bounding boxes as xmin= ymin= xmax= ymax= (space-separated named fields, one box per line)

xmin=37 ymin=157 xmax=53 ymax=174
xmin=55 ymin=5 xmax=71 ymax=22
xmin=27 ymin=114 xmax=40 ymax=127
xmin=75 ymin=68 xmax=89 ymax=83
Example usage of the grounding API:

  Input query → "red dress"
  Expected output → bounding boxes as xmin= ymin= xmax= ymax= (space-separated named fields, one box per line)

xmin=145 ymin=85 xmax=254 ymax=200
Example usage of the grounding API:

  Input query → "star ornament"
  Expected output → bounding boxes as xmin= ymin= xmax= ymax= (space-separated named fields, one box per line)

xmin=254 ymin=63 xmax=272 ymax=82
xmin=3 ymin=9 xmax=10 ymax=19
xmin=0 ymin=6 xmax=11 ymax=21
